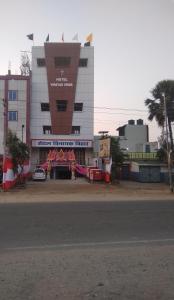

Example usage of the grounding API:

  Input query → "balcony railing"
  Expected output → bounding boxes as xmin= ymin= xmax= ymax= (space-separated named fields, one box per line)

xmin=127 ymin=152 xmax=158 ymax=160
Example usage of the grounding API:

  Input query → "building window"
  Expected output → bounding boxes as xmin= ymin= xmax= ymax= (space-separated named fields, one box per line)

xmin=54 ymin=57 xmax=71 ymax=67
xmin=79 ymin=58 xmax=88 ymax=67
xmin=37 ymin=58 xmax=46 ymax=67
xmin=41 ymin=103 xmax=50 ymax=111
xmin=74 ymin=103 xmax=83 ymax=111
xmin=8 ymin=90 xmax=17 ymax=101
xmin=72 ymin=126 xmax=80 ymax=135
xmin=56 ymin=100 xmax=67 ymax=112
xmin=43 ymin=126 xmax=52 ymax=134
xmin=8 ymin=111 xmax=18 ymax=121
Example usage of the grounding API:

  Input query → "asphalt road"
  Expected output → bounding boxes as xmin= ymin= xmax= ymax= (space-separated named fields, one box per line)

xmin=0 ymin=200 xmax=174 ymax=249
xmin=1 ymin=200 xmax=174 ymax=299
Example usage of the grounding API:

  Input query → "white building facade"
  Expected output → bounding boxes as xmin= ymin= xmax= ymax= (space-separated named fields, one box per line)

xmin=117 ymin=119 xmax=149 ymax=152
xmin=30 ymin=42 xmax=94 ymax=168
xmin=0 ymin=75 xmax=30 ymax=155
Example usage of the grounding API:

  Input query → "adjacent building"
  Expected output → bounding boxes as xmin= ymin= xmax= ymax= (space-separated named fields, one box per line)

xmin=116 ymin=119 xmax=162 ymax=182
xmin=0 ymin=74 xmax=30 ymax=154
xmin=117 ymin=119 xmax=149 ymax=152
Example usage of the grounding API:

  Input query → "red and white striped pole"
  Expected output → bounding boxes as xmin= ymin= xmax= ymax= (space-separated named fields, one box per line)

xmin=2 ymin=96 xmax=8 ymax=191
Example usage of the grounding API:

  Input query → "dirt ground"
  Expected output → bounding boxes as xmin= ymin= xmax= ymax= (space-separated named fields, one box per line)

xmin=0 ymin=178 xmax=174 ymax=203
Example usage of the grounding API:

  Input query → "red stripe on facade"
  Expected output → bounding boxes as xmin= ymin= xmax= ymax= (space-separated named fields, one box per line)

xmin=26 ymin=77 xmax=31 ymax=146
xmin=4 ymin=78 xmax=8 ymax=142
xmin=44 ymin=43 xmax=81 ymax=135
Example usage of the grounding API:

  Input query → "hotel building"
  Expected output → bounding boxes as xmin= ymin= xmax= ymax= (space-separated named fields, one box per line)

xmin=30 ymin=42 xmax=94 ymax=170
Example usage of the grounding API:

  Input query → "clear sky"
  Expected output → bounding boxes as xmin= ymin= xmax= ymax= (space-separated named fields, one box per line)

xmin=1 ymin=0 xmax=174 ymax=141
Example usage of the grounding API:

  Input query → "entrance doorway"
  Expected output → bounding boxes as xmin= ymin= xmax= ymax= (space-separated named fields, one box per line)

xmin=50 ymin=166 xmax=71 ymax=179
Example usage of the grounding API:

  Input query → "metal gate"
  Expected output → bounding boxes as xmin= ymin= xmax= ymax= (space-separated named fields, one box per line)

xmin=139 ymin=166 xmax=160 ymax=182
xmin=121 ymin=164 xmax=130 ymax=180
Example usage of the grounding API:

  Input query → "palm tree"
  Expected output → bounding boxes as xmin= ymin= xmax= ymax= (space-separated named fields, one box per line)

xmin=145 ymin=80 xmax=174 ymax=151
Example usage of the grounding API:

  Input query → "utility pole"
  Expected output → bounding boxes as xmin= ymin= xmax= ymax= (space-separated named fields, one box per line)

xmin=2 ymin=97 xmax=8 ymax=191
xmin=22 ymin=124 xmax=24 ymax=142
xmin=163 ymin=93 xmax=173 ymax=192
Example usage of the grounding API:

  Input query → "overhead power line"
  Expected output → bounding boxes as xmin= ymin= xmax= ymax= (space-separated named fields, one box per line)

xmin=94 ymin=111 xmax=146 ymax=116
xmin=92 ymin=106 xmax=147 ymax=112
xmin=12 ymin=101 xmax=147 ymax=112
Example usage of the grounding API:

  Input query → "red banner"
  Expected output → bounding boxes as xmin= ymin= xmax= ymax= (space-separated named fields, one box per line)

xmin=47 ymin=149 xmax=75 ymax=162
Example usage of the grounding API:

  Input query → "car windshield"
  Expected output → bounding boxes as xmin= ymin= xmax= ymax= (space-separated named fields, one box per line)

xmin=35 ymin=169 xmax=44 ymax=173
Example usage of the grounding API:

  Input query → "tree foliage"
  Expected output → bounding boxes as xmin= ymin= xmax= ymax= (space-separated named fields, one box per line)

xmin=156 ymin=134 xmax=167 ymax=162
xmin=110 ymin=137 xmax=125 ymax=165
xmin=156 ymin=145 xmax=167 ymax=162
xmin=145 ymin=80 xmax=174 ymax=150
xmin=6 ymin=130 xmax=30 ymax=171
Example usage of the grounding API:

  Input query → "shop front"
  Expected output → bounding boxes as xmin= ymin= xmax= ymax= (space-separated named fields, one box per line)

xmin=46 ymin=148 xmax=75 ymax=180
xmin=31 ymin=139 xmax=93 ymax=179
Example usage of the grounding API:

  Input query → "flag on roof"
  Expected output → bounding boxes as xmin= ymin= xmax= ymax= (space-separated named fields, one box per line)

xmin=62 ymin=33 xmax=64 ymax=42
xmin=86 ymin=33 xmax=93 ymax=43
xmin=27 ymin=33 xmax=34 ymax=41
xmin=46 ymin=34 xmax=49 ymax=42
xmin=84 ymin=41 xmax=91 ymax=47
xmin=72 ymin=33 xmax=78 ymax=41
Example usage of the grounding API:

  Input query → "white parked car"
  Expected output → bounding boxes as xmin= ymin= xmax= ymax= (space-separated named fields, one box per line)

xmin=32 ymin=167 xmax=46 ymax=181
